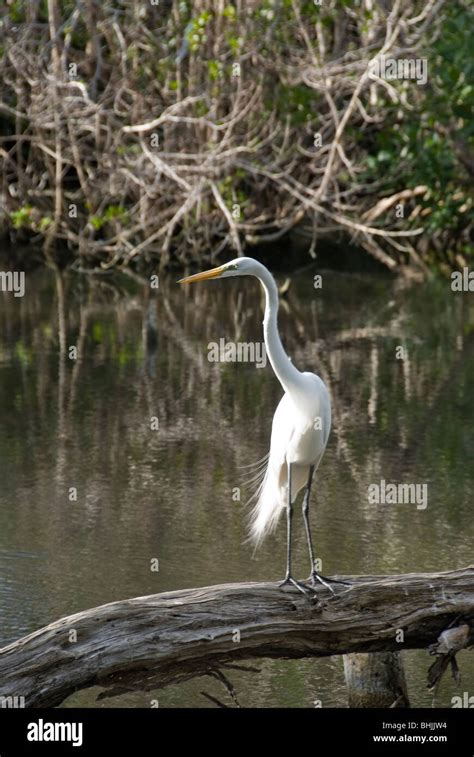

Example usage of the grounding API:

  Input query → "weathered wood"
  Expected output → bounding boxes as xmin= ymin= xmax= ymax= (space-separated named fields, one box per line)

xmin=343 ymin=653 xmax=410 ymax=708
xmin=427 ymin=623 xmax=471 ymax=690
xmin=0 ymin=568 xmax=473 ymax=708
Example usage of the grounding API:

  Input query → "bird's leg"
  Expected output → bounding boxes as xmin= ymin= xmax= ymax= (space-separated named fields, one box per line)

xmin=284 ymin=462 xmax=293 ymax=580
xmin=302 ymin=465 xmax=316 ymax=572
xmin=279 ymin=463 xmax=311 ymax=597
xmin=303 ymin=467 xmax=349 ymax=593
xmin=302 ymin=466 xmax=334 ymax=594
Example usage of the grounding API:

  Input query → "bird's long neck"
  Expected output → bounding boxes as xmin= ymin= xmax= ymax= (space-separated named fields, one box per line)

xmin=255 ymin=264 xmax=306 ymax=398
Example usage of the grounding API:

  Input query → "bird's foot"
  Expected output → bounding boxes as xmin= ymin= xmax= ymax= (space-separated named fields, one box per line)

xmin=279 ymin=576 xmax=316 ymax=598
xmin=309 ymin=571 xmax=350 ymax=592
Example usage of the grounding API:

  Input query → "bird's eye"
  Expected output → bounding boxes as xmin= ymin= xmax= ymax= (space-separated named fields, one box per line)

xmin=227 ymin=263 xmax=238 ymax=270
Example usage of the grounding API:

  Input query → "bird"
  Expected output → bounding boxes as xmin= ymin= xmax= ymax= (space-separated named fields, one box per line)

xmin=179 ymin=257 xmax=341 ymax=596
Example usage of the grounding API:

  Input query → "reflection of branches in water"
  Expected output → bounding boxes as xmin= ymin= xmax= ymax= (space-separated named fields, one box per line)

xmin=201 ymin=668 xmax=241 ymax=708
xmin=53 ymin=273 xmax=474 ymax=469
xmin=2 ymin=269 xmax=472 ymax=536
xmin=284 ymin=287 xmax=471 ymax=512
xmin=54 ymin=269 xmax=69 ymax=498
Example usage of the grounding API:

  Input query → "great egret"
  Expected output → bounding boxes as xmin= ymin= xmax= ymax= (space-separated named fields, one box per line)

xmin=179 ymin=257 xmax=336 ymax=596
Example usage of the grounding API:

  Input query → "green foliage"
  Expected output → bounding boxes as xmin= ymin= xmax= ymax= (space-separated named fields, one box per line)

xmin=360 ymin=3 xmax=474 ymax=244
xmin=207 ymin=60 xmax=222 ymax=81
xmin=274 ymin=84 xmax=314 ymax=125
xmin=90 ymin=206 xmax=128 ymax=231
xmin=10 ymin=205 xmax=51 ymax=232
xmin=92 ymin=323 xmax=104 ymax=343
xmin=39 ymin=216 xmax=52 ymax=231
xmin=226 ymin=33 xmax=243 ymax=55
xmin=116 ymin=144 xmax=140 ymax=156
xmin=217 ymin=174 xmax=248 ymax=209
xmin=10 ymin=206 xmax=32 ymax=229
xmin=186 ymin=10 xmax=212 ymax=53
xmin=14 ymin=341 xmax=31 ymax=366
xmin=223 ymin=4 xmax=237 ymax=20
xmin=6 ymin=0 xmax=27 ymax=23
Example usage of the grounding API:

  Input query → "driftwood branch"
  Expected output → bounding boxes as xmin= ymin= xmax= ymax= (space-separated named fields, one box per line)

xmin=1 ymin=568 xmax=473 ymax=708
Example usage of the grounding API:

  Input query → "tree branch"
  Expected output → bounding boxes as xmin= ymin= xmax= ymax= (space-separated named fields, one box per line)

xmin=0 ymin=567 xmax=472 ymax=708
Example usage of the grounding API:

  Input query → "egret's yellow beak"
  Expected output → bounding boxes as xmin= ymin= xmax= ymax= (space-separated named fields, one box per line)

xmin=178 ymin=265 xmax=226 ymax=284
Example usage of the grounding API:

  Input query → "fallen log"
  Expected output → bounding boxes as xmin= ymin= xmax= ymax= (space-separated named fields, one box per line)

xmin=0 ymin=567 xmax=473 ymax=708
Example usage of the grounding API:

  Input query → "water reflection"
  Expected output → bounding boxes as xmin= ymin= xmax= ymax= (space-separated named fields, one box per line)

xmin=0 ymin=262 xmax=473 ymax=707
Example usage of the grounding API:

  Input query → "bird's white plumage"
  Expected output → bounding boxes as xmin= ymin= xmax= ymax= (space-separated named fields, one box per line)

xmin=248 ymin=372 xmax=331 ymax=545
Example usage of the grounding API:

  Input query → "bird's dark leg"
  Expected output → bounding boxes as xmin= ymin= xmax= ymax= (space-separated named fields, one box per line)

xmin=303 ymin=467 xmax=349 ymax=592
xmin=279 ymin=463 xmax=311 ymax=596
xmin=285 ymin=462 xmax=293 ymax=579
xmin=302 ymin=465 xmax=318 ymax=573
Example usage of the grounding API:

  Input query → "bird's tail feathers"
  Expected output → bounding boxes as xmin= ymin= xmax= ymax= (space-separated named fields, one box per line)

xmin=246 ymin=462 xmax=285 ymax=550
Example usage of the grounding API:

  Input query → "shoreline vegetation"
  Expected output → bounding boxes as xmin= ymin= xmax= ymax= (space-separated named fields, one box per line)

xmin=0 ymin=0 xmax=472 ymax=276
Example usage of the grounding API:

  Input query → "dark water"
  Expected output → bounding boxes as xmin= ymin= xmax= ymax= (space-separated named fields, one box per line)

xmin=0 ymin=262 xmax=473 ymax=708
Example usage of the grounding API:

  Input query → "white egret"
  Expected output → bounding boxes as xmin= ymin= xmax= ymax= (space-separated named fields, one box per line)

xmin=179 ymin=257 xmax=341 ymax=596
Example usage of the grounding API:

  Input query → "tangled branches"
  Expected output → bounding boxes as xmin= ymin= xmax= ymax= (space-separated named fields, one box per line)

xmin=0 ymin=0 xmax=472 ymax=272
